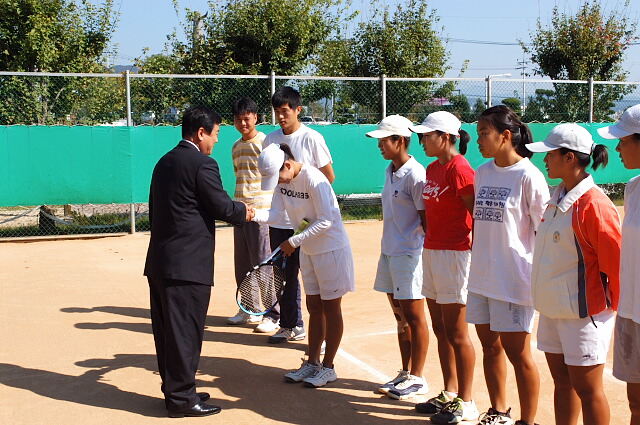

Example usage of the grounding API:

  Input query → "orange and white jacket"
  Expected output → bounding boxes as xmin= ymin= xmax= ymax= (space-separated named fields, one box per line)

xmin=531 ymin=175 xmax=621 ymax=319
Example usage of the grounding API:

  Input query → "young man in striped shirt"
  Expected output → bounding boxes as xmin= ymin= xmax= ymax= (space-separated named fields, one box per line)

xmin=227 ymin=97 xmax=280 ymax=333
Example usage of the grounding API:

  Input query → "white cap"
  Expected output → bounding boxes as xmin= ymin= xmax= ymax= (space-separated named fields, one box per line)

xmin=409 ymin=111 xmax=461 ymax=136
xmin=365 ymin=114 xmax=413 ymax=138
xmin=526 ymin=123 xmax=595 ymax=155
xmin=258 ymin=144 xmax=285 ymax=190
xmin=597 ymin=104 xmax=640 ymax=139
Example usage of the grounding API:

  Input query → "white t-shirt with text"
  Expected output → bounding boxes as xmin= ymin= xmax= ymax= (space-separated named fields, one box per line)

xmin=254 ymin=165 xmax=349 ymax=256
xmin=263 ymin=124 xmax=333 ymax=228
xmin=468 ymin=158 xmax=550 ymax=306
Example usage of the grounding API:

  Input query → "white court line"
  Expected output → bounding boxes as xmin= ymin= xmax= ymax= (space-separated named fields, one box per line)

xmin=337 ymin=348 xmax=391 ymax=383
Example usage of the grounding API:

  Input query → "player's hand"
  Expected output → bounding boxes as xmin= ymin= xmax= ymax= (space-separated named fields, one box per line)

xmin=279 ymin=240 xmax=296 ymax=256
xmin=244 ymin=203 xmax=255 ymax=221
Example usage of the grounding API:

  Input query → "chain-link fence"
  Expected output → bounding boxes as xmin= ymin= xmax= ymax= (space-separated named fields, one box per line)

xmin=0 ymin=204 xmax=149 ymax=238
xmin=1 ymin=71 xmax=638 ymax=239
xmin=2 ymin=71 xmax=637 ymax=125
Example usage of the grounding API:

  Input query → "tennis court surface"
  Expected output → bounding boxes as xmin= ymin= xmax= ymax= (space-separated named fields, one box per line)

xmin=0 ymin=221 xmax=630 ymax=424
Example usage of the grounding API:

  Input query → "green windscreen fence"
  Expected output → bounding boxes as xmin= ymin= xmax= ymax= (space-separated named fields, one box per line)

xmin=0 ymin=123 xmax=636 ymax=207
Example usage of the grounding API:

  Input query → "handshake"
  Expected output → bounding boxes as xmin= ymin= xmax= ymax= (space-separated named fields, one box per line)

xmin=244 ymin=203 xmax=255 ymax=222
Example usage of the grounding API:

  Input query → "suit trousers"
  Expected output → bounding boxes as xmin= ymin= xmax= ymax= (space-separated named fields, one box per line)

xmin=148 ymin=277 xmax=211 ymax=409
xmin=269 ymin=227 xmax=303 ymax=328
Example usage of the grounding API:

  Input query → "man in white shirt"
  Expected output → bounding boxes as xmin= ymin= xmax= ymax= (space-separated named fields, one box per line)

xmin=261 ymin=86 xmax=335 ymax=343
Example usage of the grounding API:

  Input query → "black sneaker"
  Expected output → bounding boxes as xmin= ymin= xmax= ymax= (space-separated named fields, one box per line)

xmin=431 ymin=397 xmax=480 ymax=424
xmin=415 ymin=390 xmax=453 ymax=414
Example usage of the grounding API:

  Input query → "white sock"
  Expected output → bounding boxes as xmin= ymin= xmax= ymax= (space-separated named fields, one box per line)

xmin=444 ymin=390 xmax=458 ymax=399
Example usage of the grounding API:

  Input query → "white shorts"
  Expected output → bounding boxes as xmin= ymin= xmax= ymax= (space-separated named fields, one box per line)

xmin=537 ymin=309 xmax=614 ymax=366
xmin=466 ymin=292 xmax=535 ymax=333
xmin=422 ymin=249 xmax=471 ymax=305
xmin=374 ymin=253 xmax=424 ymax=300
xmin=300 ymin=245 xmax=355 ymax=300
xmin=613 ymin=316 xmax=640 ymax=383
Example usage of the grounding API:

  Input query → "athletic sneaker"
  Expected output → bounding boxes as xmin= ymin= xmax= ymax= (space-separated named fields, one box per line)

xmin=303 ymin=365 xmax=338 ymax=387
xmin=378 ymin=370 xmax=409 ymax=394
xmin=227 ymin=309 xmax=261 ymax=325
xmin=415 ymin=390 xmax=455 ymax=414
xmin=254 ymin=316 xmax=279 ymax=333
xmin=478 ymin=407 xmax=513 ymax=425
xmin=514 ymin=421 xmax=540 ymax=425
xmin=284 ymin=360 xmax=320 ymax=383
xmin=268 ymin=326 xmax=306 ymax=344
xmin=431 ymin=398 xmax=479 ymax=424
xmin=387 ymin=374 xmax=428 ymax=400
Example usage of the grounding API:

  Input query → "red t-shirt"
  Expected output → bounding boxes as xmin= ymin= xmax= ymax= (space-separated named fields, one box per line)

xmin=423 ymin=155 xmax=475 ymax=250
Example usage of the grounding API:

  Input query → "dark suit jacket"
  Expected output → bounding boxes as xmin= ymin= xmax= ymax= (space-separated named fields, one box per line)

xmin=144 ymin=140 xmax=246 ymax=285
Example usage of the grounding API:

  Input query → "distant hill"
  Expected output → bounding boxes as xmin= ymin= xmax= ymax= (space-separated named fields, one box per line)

xmin=112 ymin=65 xmax=140 ymax=73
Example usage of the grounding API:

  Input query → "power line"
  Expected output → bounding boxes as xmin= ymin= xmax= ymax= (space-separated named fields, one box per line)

xmin=447 ymin=38 xmax=527 ymax=46
xmin=447 ymin=37 xmax=640 ymax=46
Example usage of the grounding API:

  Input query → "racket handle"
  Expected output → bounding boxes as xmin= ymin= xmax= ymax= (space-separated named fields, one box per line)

xmin=263 ymin=247 xmax=282 ymax=263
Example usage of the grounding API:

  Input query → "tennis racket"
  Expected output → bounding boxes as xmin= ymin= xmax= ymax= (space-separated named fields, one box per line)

xmin=236 ymin=219 xmax=309 ymax=315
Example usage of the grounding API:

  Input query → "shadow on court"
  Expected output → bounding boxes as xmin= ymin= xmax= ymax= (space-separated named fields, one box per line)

xmin=0 ymin=353 xmax=423 ymax=424
xmin=62 ymin=305 xmax=308 ymax=353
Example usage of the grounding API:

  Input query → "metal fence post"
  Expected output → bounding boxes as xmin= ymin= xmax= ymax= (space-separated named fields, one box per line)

xmin=588 ymin=77 xmax=594 ymax=123
xmin=125 ymin=70 xmax=136 ymax=234
xmin=125 ymin=70 xmax=132 ymax=126
xmin=380 ymin=74 xmax=387 ymax=119
xmin=270 ymin=71 xmax=276 ymax=125
xmin=486 ymin=75 xmax=492 ymax=108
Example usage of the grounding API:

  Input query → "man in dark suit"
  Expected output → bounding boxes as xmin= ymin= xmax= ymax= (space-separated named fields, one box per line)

xmin=144 ymin=106 xmax=252 ymax=418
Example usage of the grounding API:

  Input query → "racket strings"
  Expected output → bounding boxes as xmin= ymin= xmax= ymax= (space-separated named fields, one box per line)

xmin=237 ymin=264 xmax=285 ymax=314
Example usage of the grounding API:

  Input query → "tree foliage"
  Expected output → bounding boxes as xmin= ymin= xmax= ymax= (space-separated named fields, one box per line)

xmin=522 ymin=89 xmax=555 ymax=122
xmin=165 ymin=0 xmax=349 ymax=121
xmin=501 ymin=97 xmax=522 ymax=116
xmin=131 ymin=54 xmax=186 ymax=124
xmin=172 ymin=0 xmax=347 ymax=76
xmin=312 ymin=0 xmax=450 ymax=121
xmin=524 ymin=1 xmax=638 ymax=121
xmin=0 ymin=0 xmax=119 ymax=124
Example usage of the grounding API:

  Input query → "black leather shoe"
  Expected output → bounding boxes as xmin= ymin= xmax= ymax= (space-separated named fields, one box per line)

xmin=164 ymin=393 xmax=210 ymax=408
xmin=168 ymin=401 xmax=221 ymax=418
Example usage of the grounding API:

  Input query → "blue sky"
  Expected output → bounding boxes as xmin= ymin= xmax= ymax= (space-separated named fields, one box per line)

xmin=108 ymin=0 xmax=640 ymax=81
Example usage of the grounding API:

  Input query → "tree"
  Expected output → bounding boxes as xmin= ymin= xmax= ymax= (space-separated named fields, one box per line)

xmin=172 ymin=0 xmax=347 ymax=75
xmin=167 ymin=0 xmax=348 ymax=121
xmin=473 ymin=97 xmax=486 ymax=120
xmin=524 ymin=1 xmax=638 ymax=121
xmin=131 ymin=54 xmax=186 ymax=124
xmin=448 ymin=94 xmax=474 ymax=123
xmin=501 ymin=97 xmax=522 ymax=116
xmin=522 ymin=89 xmax=555 ymax=122
xmin=314 ymin=0 xmax=450 ymax=120
xmin=0 ymin=0 xmax=119 ymax=125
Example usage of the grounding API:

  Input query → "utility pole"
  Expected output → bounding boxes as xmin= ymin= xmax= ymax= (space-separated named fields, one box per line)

xmin=516 ymin=57 xmax=529 ymax=113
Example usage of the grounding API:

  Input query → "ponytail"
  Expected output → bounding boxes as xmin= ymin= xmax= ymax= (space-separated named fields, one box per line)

xmin=591 ymin=144 xmax=609 ymax=170
xmin=559 ymin=144 xmax=609 ymax=171
xmin=458 ymin=129 xmax=470 ymax=155
xmin=515 ymin=123 xmax=534 ymax=159
xmin=279 ymin=143 xmax=296 ymax=168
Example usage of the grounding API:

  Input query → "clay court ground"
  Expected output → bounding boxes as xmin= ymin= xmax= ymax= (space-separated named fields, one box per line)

xmin=0 ymin=220 xmax=631 ymax=424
